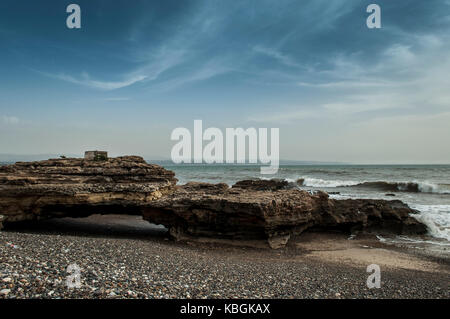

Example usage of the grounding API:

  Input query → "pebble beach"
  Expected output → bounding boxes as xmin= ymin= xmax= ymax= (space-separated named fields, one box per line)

xmin=1 ymin=215 xmax=448 ymax=299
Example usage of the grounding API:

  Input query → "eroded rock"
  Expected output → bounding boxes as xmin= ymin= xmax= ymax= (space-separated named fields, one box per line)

xmin=142 ymin=180 xmax=426 ymax=248
xmin=0 ymin=156 xmax=177 ymax=223
xmin=232 ymin=179 xmax=291 ymax=191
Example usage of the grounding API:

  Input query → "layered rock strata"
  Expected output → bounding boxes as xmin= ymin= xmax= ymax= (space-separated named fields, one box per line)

xmin=0 ymin=156 xmax=177 ymax=224
xmin=142 ymin=180 xmax=426 ymax=248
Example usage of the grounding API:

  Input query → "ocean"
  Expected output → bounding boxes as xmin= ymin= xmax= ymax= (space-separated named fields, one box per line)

xmin=165 ymin=164 xmax=450 ymax=250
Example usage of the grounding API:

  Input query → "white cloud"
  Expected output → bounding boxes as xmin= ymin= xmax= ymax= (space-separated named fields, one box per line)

xmin=383 ymin=44 xmax=416 ymax=65
xmin=150 ymin=57 xmax=233 ymax=91
xmin=253 ymin=46 xmax=304 ymax=69
xmin=248 ymin=34 xmax=450 ymax=135
xmin=103 ymin=97 xmax=131 ymax=101
xmin=297 ymin=80 xmax=397 ymax=89
xmin=132 ymin=47 xmax=187 ymax=81
xmin=248 ymin=108 xmax=315 ymax=123
xmin=38 ymin=47 xmax=186 ymax=91
xmin=1 ymin=115 xmax=19 ymax=125
xmin=47 ymin=72 xmax=147 ymax=90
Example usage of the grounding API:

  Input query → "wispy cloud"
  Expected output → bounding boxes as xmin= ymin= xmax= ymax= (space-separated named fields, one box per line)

xmin=41 ymin=71 xmax=147 ymax=90
xmin=247 ymin=108 xmax=316 ymax=123
xmin=297 ymin=80 xmax=398 ymax=89
xmin=151 ymin=56 xmax=233 ymax=91
xmin=132 ymin=48 xmax=188 ymax=82
xmin=253 ymin=46 xmax=305 ymax=69
xmin=249 ymin=33 xmax=450 ymax=124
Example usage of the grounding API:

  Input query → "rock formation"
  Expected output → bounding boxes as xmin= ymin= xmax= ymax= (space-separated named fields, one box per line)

xmin=0 ymin=156 xmax=177 ymax=225
xmin=0 ymin=157 xmax=427 ymax=249
xmin=142 ymin=180 xmax=426 ymax=248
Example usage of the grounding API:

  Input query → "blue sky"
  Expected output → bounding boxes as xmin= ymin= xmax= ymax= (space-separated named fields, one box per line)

xmin=1 ymin=0 xmax=450 ymax=163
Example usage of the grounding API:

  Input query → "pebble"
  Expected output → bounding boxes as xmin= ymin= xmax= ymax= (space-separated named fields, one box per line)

xmin=0 ymin=289 xmax=11 ymax=295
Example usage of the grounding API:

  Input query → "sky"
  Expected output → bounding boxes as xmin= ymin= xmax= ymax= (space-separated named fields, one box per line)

xmin=1 ymin=0 xmax=450 ymax=164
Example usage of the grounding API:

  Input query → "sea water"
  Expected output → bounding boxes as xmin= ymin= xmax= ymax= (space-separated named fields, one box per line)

xmin=164 ymin=164 xmax=450 ymax=251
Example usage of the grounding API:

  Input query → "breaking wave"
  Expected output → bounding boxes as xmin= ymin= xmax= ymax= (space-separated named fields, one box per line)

xmin=409 ymin=205 xmax=450 ymax=241
xmin=297 ymin=177 xmax=360 ymax=188
xmin=296 ymin=178 xmax=450 ymax=194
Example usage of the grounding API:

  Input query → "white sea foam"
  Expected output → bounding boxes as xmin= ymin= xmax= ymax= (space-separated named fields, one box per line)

xmin=297 ymin=177 xmax=450 ymax=194
xmin=409 ymin=204 xmax=450 ymax=241
xmin=300 ymin=177 xmax=360 ymax=188
xmin=376 ymin=235 xmax=450 ymax=249
xmin=415 ymin=181 xmax=450 ymax=194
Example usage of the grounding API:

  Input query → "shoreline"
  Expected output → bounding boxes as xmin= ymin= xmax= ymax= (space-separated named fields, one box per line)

xmin=1 ymin=215 xmax=448 ymax=299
